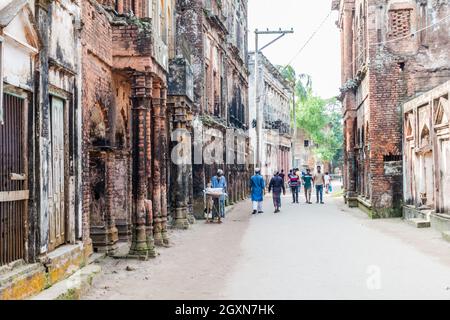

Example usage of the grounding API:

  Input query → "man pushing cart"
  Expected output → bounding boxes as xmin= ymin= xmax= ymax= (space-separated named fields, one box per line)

xmin=204 ymin=169 xmax=228 ymax=224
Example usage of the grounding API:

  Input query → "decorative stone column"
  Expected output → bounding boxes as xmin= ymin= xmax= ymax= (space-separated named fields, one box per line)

xmin=152 ymin=81 xmax=163 ymax=246
xmin=145 ymin=78 xmax=155 ymax=252
xmin=105 ymin=151 xmax=119 ymax=253
xmin=171 ymin=99 xmax=191 ymax=229
xmin=186 ymin=115 xmax=195 ymax=224
xmin=160 ymin=86 xmax=170 ymax=246
xmin=344 ymin=115 xmax=358 ymax=208
xmin=89 ymin=149 xmax=119 ymax=254
xmin=129 ymin=73 xmax=156 ymax=258
xmin=192 ymin=118 xmax=207 ymax=219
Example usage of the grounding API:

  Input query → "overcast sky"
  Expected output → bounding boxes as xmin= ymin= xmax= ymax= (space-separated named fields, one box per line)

xmin=248 ymin=0 xmax=341 ymax=99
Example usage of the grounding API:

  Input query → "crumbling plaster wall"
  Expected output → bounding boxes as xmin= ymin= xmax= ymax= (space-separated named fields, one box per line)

xmin=367 ymin=0 xmax=450 ymax=216
xmin=337 ymin=0 xmax=450 ymax=217
xmin=403 ymin=81 xmax=450 ymax=213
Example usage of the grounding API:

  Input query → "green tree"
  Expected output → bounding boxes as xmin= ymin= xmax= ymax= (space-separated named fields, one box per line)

xmin=277 ymin=65 xmax=312 ymax=103
xmin=278 ymin=64 xmax=343 ymax=167
xmin=298 ymin=96 xmax=343 ymax=164
xmin=277 ymin=65 xmax=313 ymax=128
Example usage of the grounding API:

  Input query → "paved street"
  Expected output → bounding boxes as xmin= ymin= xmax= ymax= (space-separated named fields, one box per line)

xmin=84 ymin=186 xmax=450 ymax=300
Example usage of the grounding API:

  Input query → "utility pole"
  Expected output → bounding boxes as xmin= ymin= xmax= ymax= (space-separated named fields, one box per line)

xmin=254 ymin=28 xmax=294 ymax=170
xmin=292 ymin=81 xmax=296 ymax=169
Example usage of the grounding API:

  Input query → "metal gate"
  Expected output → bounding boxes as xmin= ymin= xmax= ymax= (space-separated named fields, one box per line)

xmin=49 ymin=96 xmax=66 ymax=250
xmin=0 ymin=93 xmax=27 ymax=266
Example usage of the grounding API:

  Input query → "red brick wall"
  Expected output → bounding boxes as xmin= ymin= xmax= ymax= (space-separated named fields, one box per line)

xmin=112 ymin=24 xmax=152 ymax=57
xmin=367 ymin=58 xmax=404 ymax=215
xmin=82 ymin=0 xmax=113 ymax=242
xmin=81 ymin=0 xmax=134 ymax=243
xmin=365 ymin=0 xmax=449 ymax=215
xmin=337 ymin=0 xmax=450 ymax=216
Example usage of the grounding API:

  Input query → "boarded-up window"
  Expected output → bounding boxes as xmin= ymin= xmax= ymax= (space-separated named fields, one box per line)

xmin=388 ymin=9 xmax=412 ymax=39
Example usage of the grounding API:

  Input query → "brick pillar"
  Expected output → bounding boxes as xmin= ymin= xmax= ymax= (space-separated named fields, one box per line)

xmin=344 ymin=115 xmax=357 ymax=204
xmin=81 ymin=107 xmax=93 ymax=257
xmin=129 ymin=73 xmax=156 ymax=258
xmin=160 ymin=86 xmax=170 ymax=246
xmin=105 ymin=151 xmax=119 ymax=253
xmin=341 ymin=0 xmax=356 ymax=205
xmin=171 ymin=99 xmax=190 ymax=229
xmin=343 ymin=117 xmax=350 ymax=194
xmin=186 ymin=117 xmax=195 ymax=222
xmin=152 ymin=81 xmax=163 ymax=246
xmin=192 ymin=137 xmax=206 ymax=219
xmin=145 ymin=78 xmax=154 ymax=251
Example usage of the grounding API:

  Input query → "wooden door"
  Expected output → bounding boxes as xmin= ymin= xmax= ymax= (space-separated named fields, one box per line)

xmin=424 ymin=152 xmax=434 ymax=207
xmin=49 ymin=96 xmax=66 ymax=250
xmin=409 ymin=145 xmax=416 ymax=203
xmin=440 ymin=140 xmax=450 ymax=213
xmin=0 ymin=93 xmax=28 ymax=266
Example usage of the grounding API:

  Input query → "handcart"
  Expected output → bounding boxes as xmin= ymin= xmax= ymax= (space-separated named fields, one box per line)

xmin=203 ymin=187 xmax=228 ymax=224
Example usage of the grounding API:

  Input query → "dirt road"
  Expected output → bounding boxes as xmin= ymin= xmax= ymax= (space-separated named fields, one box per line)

xmin=84 ymin=191 xmax=450 ymax=300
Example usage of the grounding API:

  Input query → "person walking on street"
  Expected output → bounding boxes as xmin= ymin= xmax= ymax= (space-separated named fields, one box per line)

xmin=278 ymin=170 xmax=286 ymax=209
xmin=211 ymin=169 xmax=227 ymax=223
xmin=313 ymin=166 xmax=325 ymax=204
xmin=250 ymin=168 xmax=265 ymax=215
xmin=288 ymin=169 xmax=300 ymax=203
xmin=269 ymin=171 xmax=286 ymax=213
xmin=324 ymin=172 xmax=332 ymax=194
xmin=302 ymin=169 xmax=313 ymax=204
xmin=297 ymin=169 xmax=303 ymax=192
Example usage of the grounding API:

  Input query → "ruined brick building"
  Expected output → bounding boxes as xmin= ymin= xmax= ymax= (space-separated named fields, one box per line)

xmin=249 ymin=52 xmax=292 ymax=182
xmin=0 ymin=0 xmax=251 ymax=299
xmin=333 ymin=0 xmax=450 ymax=218
xmin=292 ymin=129 xmax=323 ymax=173
xmin=176 ymin=0 xmax=251 ymax=218
xmin=81 ymin=0 xmax=176 ymax=258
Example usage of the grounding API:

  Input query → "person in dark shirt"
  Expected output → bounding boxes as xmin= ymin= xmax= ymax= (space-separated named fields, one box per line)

xmin=288 ymin=169 xmax=300 ymax=203
xmin=269 ymin=171 xmax=286 ymax=213
xmin=302 ymin=169 xmax=313 ymax=204
xmin=211 ymin=169 xmax=227 ymax=223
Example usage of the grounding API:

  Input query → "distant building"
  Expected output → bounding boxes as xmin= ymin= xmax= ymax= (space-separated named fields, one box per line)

xmin=292 ymin=129 xmax=318 ymax=171
xmin=176 ymin=0 xmax=251 ymax=218
xmin=249 ymin=52 xmax=293 ymax=181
